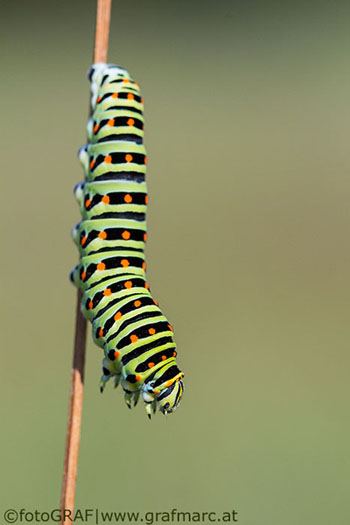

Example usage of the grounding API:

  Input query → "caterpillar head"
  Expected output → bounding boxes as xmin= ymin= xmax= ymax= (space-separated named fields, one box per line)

xmin=156 ymin=378 xmax=184 ymax=414
xmin=142 ymin=374 xmax=184 ymax=417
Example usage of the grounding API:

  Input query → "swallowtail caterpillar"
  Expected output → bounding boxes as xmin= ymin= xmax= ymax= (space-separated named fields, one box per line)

xmin=71 ymin=63 xmax=184 ymax=418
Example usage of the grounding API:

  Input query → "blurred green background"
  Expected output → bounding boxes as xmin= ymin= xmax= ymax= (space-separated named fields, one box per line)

xmin=1 ymin=0 xmax=350 ymax=523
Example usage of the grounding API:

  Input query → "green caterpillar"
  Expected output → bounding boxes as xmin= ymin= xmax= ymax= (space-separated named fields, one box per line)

xmin=71 ymin=63 xmax=184 ymax=418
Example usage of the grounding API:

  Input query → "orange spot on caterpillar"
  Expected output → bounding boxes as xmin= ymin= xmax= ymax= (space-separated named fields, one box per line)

xmin=125 ymin=154 xmax=133 ymax=163
xmin=154 ymin=389 xmax=160 ymax=394
xmin=88 ymin=300 xmax=93 ymax=310
xmin=144 ymin=156 xmax=147 ymax=164
xmin=143 ymin=233 xmax=147 ymax=242
xmin=123 ymin=78 xmax=129 ymax=84
xmin=168 ymin=324 xmax=173 ymax=332
xmin=124 ymin=193 xmax=132 ymax=203
xmin=148 ymin=328 xmax=156 ymax=335
xmin=85 ymin=199 xmax=91 ymax=208
xmin=134 ymin=300 xmax=141 ymax=307
xmin=130 ymin=334 xmax=139 ymax=343
xmin=114 ymin=350 xmax=120 ymax=359
xmin=114 ymin=311 xmax=122 ymax=321
xmin=102 ymin=195 xmax=110 ymax=204
xmin=81 ymin=271 xmax=86 ymax=281
xmin=166 ymin=380 xmax=173 ymax=387
xmin=136 ymin=374 xmax=142 ymax=382
xmin=153 ymin=299 xmax=159 ymax=306
xmin=107 ymin=118 xmax=115 ymax=127
xmin=97 ymin=96 xmax=102 ymax=103
xmin=105 ymin=155 xmax=112 ymax=164
xmin=173 ymin=351 xmax=177 ymax=357
xmin=112 ymin=92 xmax=119 ymax=98
xmin=98 ymin=231 xmax=107 ymax=239
xmin=103 ymin=288 xmax=112 ymax=296
xmin=121 ymin=259 xmax=129 ymax=268
xmin=81 ymin=237 xmax=87 ymax=246
xmin=122 ymin=230 xmax=130 ymax=240
xmin=124 ymin=281 xmax=133 ymax=289
xmin=161 ymin=355 xmax=167 ymax=360
xmin=127 ymin=93 xmax=134 ymax=100
xmin=97 ymin=262 xmax=106 ymax=271
xmin=142 ymin=262 xmax=146 ymax=271
xmin=145 ymin=195 xmax=149 ymax=204
xmin=90 ymin=160 xmax=95 ymax=169
xmin=148 ymin=362 xmax=155 ymax=369
xmin=145 ymin=283 xmax=149 ymax=290
xmin=99 ymin=328 xmax=104 ymax=338
xmin=127 ymin=118 xmax=135 ymax=127
xmin=93 ymin=124 xmax=99 ymax=133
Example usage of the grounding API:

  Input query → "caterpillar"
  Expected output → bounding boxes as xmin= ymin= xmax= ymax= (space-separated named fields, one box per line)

xmin=70 ymin=63 xmax=184 ymax=418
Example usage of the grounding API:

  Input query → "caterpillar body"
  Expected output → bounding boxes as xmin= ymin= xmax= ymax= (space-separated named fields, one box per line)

xmin=71 ymin=63 xmax=184 ymax=418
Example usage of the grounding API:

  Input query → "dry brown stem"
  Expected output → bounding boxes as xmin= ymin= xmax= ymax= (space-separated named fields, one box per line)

xmin=60 ymin=2 xmax=112 ymax=522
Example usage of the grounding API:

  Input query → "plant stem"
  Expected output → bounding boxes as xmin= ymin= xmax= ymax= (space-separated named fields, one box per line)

xmin=94 ymin=0 xmax=112 ymax=64
xmin=60 ymin=2 xmax=112 ymax=522
xmin=60 ymin=290 xmax=86 ymax=523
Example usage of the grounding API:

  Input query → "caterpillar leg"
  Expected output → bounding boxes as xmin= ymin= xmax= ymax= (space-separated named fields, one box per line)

xmin=100 ymin=356 xmax=119 ymax=393
xmin=120 ymin=377 xmax=141 ymax=409
xmin=124 ymin=390 xmax=141 ymax=409
xmin=144 ymin=400 xmax=157 ymax=420
xmin=132 ymin=390 xmax=141 ymax=407
xmin=142 ymin=387 xmax=157 ymax=419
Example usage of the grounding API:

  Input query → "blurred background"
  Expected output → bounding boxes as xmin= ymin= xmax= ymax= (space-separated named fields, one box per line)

xmin=1 ymin=0 xmax=350 ymax=523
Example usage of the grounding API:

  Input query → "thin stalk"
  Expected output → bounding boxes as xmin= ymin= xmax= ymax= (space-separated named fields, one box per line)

xmin=60 ymin=1 xmax=112 ymax=522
